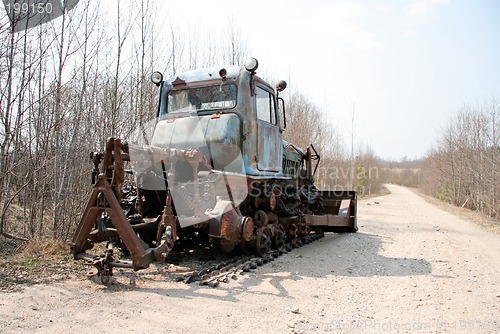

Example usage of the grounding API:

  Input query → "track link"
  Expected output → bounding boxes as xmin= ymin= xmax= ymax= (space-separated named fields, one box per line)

xmin=175 ymin=232 xmax=324 ymax=287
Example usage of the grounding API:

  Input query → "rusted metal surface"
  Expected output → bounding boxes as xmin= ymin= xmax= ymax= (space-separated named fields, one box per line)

xmin=304 ymin=214 xmax=351 ymax=227
xmin=317 ymin=190 xmax=358 ymax=232
xmin=70 ymin=174 xmax=155 ymax=271
xmin=242 ymin=217 xmax=254 ymax=242
xmin=257 ymin=123 xmax=281 ymax=172
xmin=155 ymin=191 xmax=176 ymax=261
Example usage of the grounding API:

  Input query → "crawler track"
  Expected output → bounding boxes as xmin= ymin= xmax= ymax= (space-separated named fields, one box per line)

xmin=176 ymin=231 xmax=325 ymax=287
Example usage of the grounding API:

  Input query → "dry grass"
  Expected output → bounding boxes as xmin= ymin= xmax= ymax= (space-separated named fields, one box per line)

xmin=410 ymin=188 xmax=500 ymax=235
xmin=21 ymin=239 xmax=69 ymax=257
xmin=0 ymin=237 xmax=87 ymax=292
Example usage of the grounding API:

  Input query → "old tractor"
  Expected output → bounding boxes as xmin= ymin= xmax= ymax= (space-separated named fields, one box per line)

xmin=70 ymin=58 xmax=357 ymax=283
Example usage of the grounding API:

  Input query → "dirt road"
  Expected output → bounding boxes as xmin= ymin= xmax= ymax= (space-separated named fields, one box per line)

xmin=0 ymin=185 xmax=499 ymax=333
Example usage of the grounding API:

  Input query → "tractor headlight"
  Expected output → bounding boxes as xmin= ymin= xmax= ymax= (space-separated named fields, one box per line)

xmin=151 ymin=71 xmax=163 ymax=85
xmin=245 ymin=57 xmax=258 ymax=73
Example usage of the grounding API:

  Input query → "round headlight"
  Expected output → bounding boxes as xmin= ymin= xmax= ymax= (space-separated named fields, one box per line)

xmin=244 ymin=57 xmax=258 ymax=73
xmin=151 ymin=71 xmax=163 ymax=84
xmin=276 ymin=80 xmax=287 ymax=92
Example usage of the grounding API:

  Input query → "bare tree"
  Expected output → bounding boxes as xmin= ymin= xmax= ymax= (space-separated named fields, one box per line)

xmin=421 ymin=99 xmax=499 ymax=219
xmin=221 ymin=16 xmax=248 ymax=66
xmin=1 ymin=1 xmax=383 ymax=246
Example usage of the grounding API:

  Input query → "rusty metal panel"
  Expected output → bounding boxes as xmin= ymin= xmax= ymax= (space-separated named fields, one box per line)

xmin=327 ymin=215 xmax=350 ymax=227
xmin=338 ymin=199 xmax=351 ymax=217
xmin=320 ymin=190 xmax=356 ymax=215
xmin=304 ymin=214 xmax=327 ymax=226
xmin=316 ymin=190 xmax=358 ymax=232
xmin=206 ymin=115 xmax=242 ymax=170
xmin=70 ymin=175 xmax=156 ymax=271
xmin=304 ymin=214 xmax=350 ymax=227
xmin=151 ymin=114 xmax=240 ymax=152
xmin=219 ymin=208 xmax=243 ymax=242
xmin=257 ymin=120 xmax=281 ymax=172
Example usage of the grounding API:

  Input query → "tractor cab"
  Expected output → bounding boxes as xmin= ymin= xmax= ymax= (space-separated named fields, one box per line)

xmin=149 ymin=58 xmax=289 ymax=177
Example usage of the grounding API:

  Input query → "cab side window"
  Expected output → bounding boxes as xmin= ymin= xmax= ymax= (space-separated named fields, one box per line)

xmin=256 ymin=86 xmax=277 ymax=125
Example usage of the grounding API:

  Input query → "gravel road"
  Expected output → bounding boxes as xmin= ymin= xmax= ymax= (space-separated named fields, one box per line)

xmin=0 ymin=184 xmax=499 ymax=333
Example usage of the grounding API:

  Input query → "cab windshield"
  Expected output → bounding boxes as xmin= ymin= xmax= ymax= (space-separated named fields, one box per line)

xmin=166 ymin=84 xmax=237 ymax=113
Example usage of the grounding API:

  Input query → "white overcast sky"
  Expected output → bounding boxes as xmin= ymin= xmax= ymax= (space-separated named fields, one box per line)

xmin=159 ymin=0 xmax=500 ymax=160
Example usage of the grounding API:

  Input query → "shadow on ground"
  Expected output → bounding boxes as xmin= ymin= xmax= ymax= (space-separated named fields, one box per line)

xmin=86 ymin=232 xmax=434 ymax=302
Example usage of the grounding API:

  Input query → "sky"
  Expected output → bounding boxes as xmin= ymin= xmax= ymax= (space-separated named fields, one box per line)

xmin=161 ymin=0 xmax=500 ymax=160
